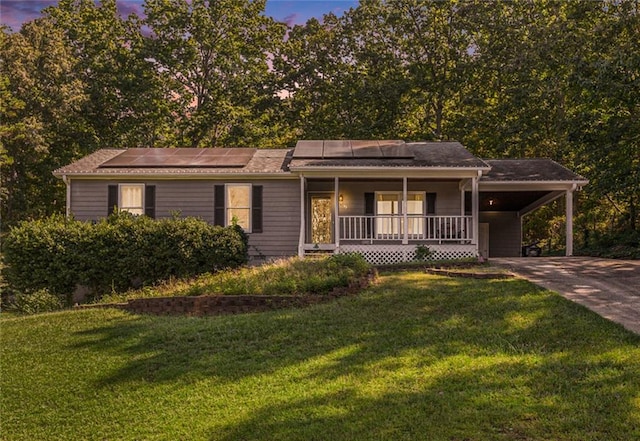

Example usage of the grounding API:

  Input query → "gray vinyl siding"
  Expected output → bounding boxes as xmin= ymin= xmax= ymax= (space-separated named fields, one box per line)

xmin=480 ymin=211 xmax=522 ymax=257
xmin=69 ymin=178 xmax=300 ymax=260
xmin=307 ymin=180 xmax=462 ymax=216
xmin=246 ymin=180 xmax=300 ymax=260
xmin=70 ymin=180 xmax=110 ymax=220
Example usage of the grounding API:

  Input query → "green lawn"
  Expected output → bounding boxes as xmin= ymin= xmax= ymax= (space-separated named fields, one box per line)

xmin=2 ymin=272 xmax=639 ymax=440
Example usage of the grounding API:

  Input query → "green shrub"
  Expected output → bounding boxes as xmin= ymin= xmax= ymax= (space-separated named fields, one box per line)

xmin=577 ymin=229 xmax=640 ymax=259
xmin=9 ymin=289 xmax=63 ymax=315
xmin=414 ymin=244 xmax=434 ymax=261
xmin=2 ymin=213 xmax=248 ymax=304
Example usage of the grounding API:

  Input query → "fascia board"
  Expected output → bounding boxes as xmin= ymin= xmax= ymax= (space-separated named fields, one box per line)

xmin=479 ymin=180 xmax=588 ymax=191
xmin=55 ymin=172 xmax=297 ymax=180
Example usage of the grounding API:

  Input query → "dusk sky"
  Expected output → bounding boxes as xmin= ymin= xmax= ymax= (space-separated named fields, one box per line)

xmin=0 ymin=0 xmax=359 ymax=31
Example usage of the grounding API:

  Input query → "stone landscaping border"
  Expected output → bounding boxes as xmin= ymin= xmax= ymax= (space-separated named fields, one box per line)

xmin=424 ymin=268 xmax=514 ymax=279
xmin=78 ymin=269 xmax=377 ymax=316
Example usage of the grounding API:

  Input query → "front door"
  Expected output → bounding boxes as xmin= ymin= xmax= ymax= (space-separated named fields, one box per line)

xmin=310 ymin=195 xmax=333 ymax=244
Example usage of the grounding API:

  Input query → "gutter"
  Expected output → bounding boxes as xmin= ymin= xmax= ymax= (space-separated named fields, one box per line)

xmin=53 ymin=172 xmax=298 ymax=180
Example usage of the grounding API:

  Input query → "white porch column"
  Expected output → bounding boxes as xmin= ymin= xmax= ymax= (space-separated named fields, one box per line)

xmin=472 ymin=174 xmax=479 ymax=246
xmin=298 ymin=175 xmax=306 ymax=257
xmin=334 ymin=177 xmax=340 ymax=249
xmin=566 ymin=186 xmax=574 ymax=256
xmin=402 ymin=177 xmax=408 ymax=245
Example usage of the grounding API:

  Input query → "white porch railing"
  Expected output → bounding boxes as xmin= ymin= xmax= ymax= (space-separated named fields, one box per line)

xmin=339 ymin=215 xmax=472 ymax=242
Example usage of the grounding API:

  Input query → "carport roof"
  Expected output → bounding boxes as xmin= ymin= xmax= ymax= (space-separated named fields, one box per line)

xmin=481 ymin=159 xmax=587 ymax=182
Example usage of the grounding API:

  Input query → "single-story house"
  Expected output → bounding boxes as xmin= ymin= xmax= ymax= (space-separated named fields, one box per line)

xmin=53 ymin=140 xmax=587 ymax=264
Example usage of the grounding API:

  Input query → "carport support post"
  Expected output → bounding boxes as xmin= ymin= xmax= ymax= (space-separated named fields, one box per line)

xmin=472 ymin=174 xmax=479 ymax=246
xmin=566 ymin=187 xmax=574 ymax=256
xmin=334 ymin=177 xmax=340 ymax=249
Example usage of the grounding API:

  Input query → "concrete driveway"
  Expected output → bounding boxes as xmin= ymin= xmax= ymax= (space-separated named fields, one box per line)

xmin=491 ymin=257 xmax=640 ymax=335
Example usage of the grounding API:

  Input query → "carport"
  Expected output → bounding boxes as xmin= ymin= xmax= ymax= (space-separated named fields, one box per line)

xmin=464 ymin=159 xmax=588 ymax=258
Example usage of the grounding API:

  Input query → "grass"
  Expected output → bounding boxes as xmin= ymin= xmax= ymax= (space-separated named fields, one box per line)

xmin=2 ymin=271 xmax=639 ymax=440
xmin=98 ymin=254 xmax=370 ymax=304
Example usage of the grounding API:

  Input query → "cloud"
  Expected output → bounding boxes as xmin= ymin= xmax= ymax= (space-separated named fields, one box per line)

xmin=1 ymin=1 xmax=57 ymax=31
xmin=0 ymin=1 xmax=146 ymax=32
xmin=116 ymin=0 xmax=145 ymax=18
xmin=282 ymin=13 xmax=300 ymax=27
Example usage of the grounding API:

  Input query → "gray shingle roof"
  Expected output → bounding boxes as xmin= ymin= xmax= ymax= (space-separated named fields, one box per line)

xmin=53 ymin=144 xmax=586 ymax=185
xmin=53 ymin=148 xmax=293 ymax=176
xmin=289 ymin=142 xmax=490 ymax=169
xmin=481 ymin=159 xmax=587 ymax=182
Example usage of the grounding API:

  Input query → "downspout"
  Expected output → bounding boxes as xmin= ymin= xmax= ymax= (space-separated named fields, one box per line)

xmin=566 ymin=183 xmax=577 ymax=257
xmin=472 ymin=170 xmax=481 ymax=248
xmin=62 ymin=175 xmax=71 ymax=218
xmin=298 ymin=175 xmax=306 ymax=257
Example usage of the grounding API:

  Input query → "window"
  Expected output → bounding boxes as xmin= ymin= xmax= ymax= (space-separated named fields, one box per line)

xmin=119 ymin=184 xmax=145 ymax=215
xmin=107 ymin=184 xmax=155 ymax=218
xmin=375 ymin=192 xmax=426 ymax=237
xmin=227 ymin=184 xmax=251 ymax=230
xmin=214 ymin=184 xmax=263 ymax=233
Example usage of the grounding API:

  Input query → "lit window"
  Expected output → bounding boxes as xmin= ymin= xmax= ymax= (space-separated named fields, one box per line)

xmin=119 ymin=184 xmax=144 ymax=215
xmin=226 ymin=184 xmax=251 ymax=231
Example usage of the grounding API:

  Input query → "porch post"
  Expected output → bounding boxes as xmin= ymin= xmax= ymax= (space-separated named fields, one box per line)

xmin=334 ymin=177 xmax=340 ymax=249
xmin=566 ymin=186 xmax=575 ymax=256
xmin=472 ymin=173 xmax=479 ymax=246
xmin=402 ymin=177 xmax=408 ymax=245
xmin=298 ymin=175 xmax=306 ymax=257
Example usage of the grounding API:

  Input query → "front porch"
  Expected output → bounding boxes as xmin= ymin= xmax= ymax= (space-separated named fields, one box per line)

xmin=297 ymin=176 xmax=481 ymax=264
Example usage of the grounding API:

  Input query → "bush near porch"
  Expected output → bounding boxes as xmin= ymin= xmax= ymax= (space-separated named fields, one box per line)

xmin=1 ymin=213 xmax=248 ymax=306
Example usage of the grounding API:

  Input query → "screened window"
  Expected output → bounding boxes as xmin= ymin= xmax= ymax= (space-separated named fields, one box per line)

xmin=226 ymin=184 xmax=251 ymax=230
xmin=119 ymin=184 xmax=144 ymax=215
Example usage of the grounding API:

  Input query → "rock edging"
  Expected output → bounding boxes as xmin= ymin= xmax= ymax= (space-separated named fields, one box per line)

xmin=424 ymin=268 xmax=514 ymax=279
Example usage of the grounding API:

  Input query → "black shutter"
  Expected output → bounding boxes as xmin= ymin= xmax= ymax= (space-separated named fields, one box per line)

xmin=364 ymin=192 xmax=375 ymax=238
xmin=426 ymin=193 xmax=437 ymax=214
xmin=145 ymin=185 xmax=156 ymax=218
xmin=252 ymin=185 xmax=263 ymax=233
xmin=107 ymin=185 xmax=118 ymax=216
xmin=214 ymin=185 xmax=225 ymax=226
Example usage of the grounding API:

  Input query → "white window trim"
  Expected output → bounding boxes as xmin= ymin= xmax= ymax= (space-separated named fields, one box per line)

xmin=226 ymin=183 xmax=252 ymax=232
xmin=118 ymin=183 xmax=145 ymax=215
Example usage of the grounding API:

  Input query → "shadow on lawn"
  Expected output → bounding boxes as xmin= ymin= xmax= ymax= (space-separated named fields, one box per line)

xmin=72 ymin=272 xmax=640 ymax=439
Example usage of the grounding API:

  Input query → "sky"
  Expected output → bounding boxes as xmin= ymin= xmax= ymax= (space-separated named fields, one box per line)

xmin=0 ymin=0 xmax=359 ymax=31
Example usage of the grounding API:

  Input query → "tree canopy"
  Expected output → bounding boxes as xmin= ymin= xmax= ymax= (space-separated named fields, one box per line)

xmin=1 ymin=0 xmax=638 ymax=252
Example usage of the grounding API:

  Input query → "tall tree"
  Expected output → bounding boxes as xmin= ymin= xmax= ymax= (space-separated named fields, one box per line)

xmin=45 ymin=0 xmax=174 ymax=148
xmin=1 ymin=19 xmax=87 ymax=225
xmin=569 ymin=0 xmax=640 ymax=232
xmin=143 ymin=0 xmax=286 ymax=147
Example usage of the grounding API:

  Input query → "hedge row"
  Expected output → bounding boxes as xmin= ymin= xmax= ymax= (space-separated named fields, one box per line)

xmin=2 ymin=213 xmax=248 ymax=305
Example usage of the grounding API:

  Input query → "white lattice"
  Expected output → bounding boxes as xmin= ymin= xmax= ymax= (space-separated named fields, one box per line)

xmin=339 ymin=244 xmax=477 ymax=265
